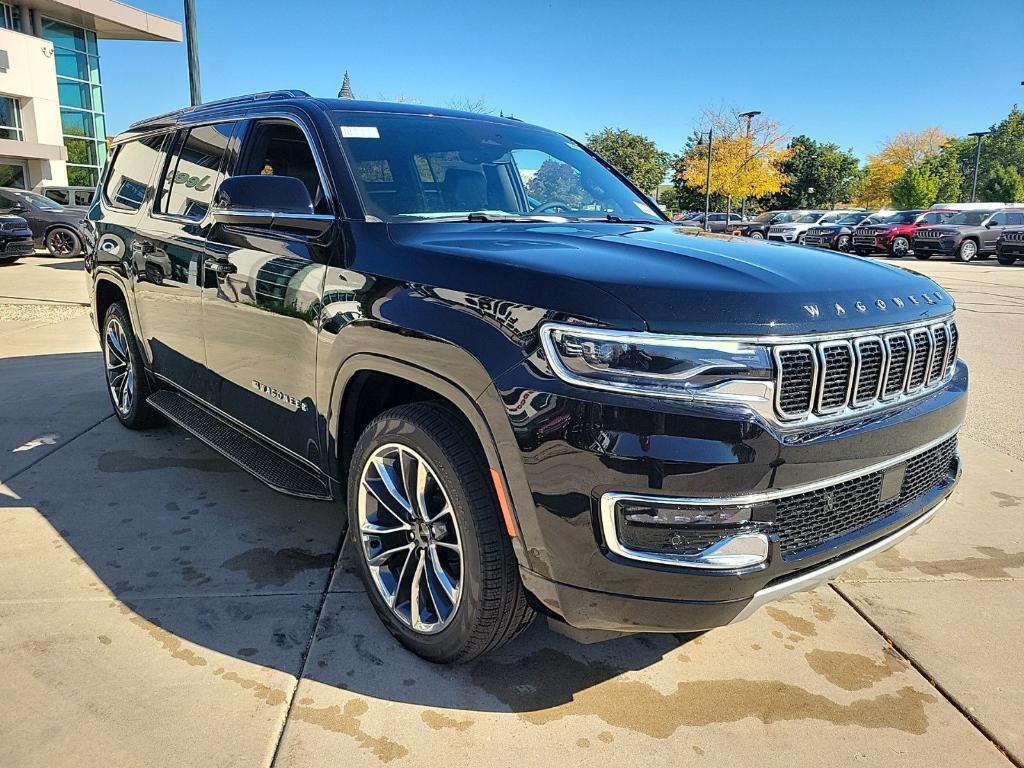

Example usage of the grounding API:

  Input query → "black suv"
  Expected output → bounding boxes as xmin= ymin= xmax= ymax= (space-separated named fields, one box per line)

xmin=86 ymin=91 xmax=967 ymax=662
xmin=804 ymin=210 xmax=884 ymax=253
xmin=0 ymin=213 xmax=35 ymax=264
xmin=735 ymin=210 xmax=804 ymax=239
xmin=913 ymin=208 xmax=1024 ymax=262
xmin=0 ymin=187 xmax=90 ymax=257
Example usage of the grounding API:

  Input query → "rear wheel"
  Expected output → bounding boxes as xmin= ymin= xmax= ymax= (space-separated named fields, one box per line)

xmin=836 ymin=235 xmax=851 ymax=253
xmin=102 ymin=303 xmax=162 ymax=429
xmin=997 ymin=253 xmax=1018 ymax=265
xmin=349 ymin=402 xmax=534 ymax=663
xmin=889 ymin=236 xmax=910 ymax=258
xmin=957 ymin=240 xmax=978 ymax=263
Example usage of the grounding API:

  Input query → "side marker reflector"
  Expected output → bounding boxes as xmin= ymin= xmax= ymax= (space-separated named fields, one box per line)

xmin=489 ymin=468 xmax=517 ymax=538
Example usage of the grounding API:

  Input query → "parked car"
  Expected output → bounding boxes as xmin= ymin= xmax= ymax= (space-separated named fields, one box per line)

xmin=0 ymin=213 xmax=36 ymax=264
xmin=912 ymin=208 xmax=1024 ymax=262
xmin=804 ymin=211 xmax=885 ymax=252
xmin=40 ymin=185 xmax=96 ymax=208
xmin=996 ymin=227 xmax=1024 ymax=265
xmin=0 ymin=187 xmax=90 ymax=257
xmin=735 ymin=210 xmax=805 ymax=239
xmin=852 ymin=209 xmax=957 ymax=258
xmin=767 ymin=210 xmax=862 ymax=244
xmin=676 ymin=211 xmax=747 ymax=232
xmin=88 ymin=91 xmax=966 ymax=662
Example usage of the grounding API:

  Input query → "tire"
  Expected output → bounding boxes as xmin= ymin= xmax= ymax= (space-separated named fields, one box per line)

xmin=45 ymin=226 xmax=82 ymax=257
xmin=796 ymin=233 xmax=806 ymax=245
xmin=750 ymin=232 xmax=764 ymax=240
xmin=997 ymin=253 xmax=1017 ymax=266
xmin=836 ymin=235 xmax=851 ymax=253
xmin=914 ymin=252 xmax=932 ymax=260
xmin=102 ymin=302 xmax=162 ymax=429
xmin=957 ymin=239 xmax=978 ymax=263
xmin=348 ymin=402 xmax=534 ymax=663
xmin=889 ymin=236 xmax=910 ymax=258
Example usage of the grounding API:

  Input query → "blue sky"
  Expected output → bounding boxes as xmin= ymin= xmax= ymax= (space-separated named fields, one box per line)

xmin=100 ymin=0 xmax=1023 ymax=160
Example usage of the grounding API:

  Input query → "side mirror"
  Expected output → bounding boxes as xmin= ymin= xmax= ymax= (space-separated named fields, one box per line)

xmin=9 ymin=204 xmax=27 ymax=214
xmin=211 ymin=175 xmax=329 ymax=232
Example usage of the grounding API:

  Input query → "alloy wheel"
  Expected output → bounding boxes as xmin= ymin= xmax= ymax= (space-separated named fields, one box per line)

xmin=836 ymin=235 xmax=851 ymax=252
xmin=48 ymin=230 xmax=76 ymax=255
xmin=357 ymin=443 xmax=463 ymax=634
xmin=104 ymin=317 xmax=135 ymax=415
xmin=959 ymin=241 xmax=977 ymax=262
xmin=750 ymin=232 xmax=764 ymax=239
xmin=892 ymin=237 xmax=909 ymax=257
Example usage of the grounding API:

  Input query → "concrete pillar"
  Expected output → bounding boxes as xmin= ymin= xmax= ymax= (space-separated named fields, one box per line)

xmin=18 ymin=4 xmax=30 ymax=34
xmin=32 ymin=8 xmax=42 ymax=38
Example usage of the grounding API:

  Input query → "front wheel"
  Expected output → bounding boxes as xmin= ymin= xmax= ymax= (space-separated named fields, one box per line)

xmin=957 ymin=240 xmax=978 ymax=263
xmin=46 ymin=226 xmax=81 ymax=257
xmin=796 ymin=233 xmax=806 ymax=245
xmin=102 ymin=303 xmax=162 ymax=429
xmin=349 ymin=402 xmax=534 ymax=662
xmin=836 ymin=235 xmax=851 ymax=253
xmin=889 ymin=236 xmax=910 ymax=258
xmin=749 ymin=231 xmax=764 ymax=240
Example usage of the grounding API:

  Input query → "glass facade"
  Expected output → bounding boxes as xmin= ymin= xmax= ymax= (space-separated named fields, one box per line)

xmin=0 ymin=3 xmax=19 ymax=30
xmin=41 ymin=17 xmax=106 ymax=186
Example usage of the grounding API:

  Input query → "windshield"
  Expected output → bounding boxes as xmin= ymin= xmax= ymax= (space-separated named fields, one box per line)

xmin=9 ymin=190 xmax=63 ymax=210
xmin=949 ymin=211 xmax=994 ymax=225
xmin=795 ymin=212 xmax=824 ymax=223
xmin=836 ymin=213 xmax=865 ymax=225
xmin=882 ymin=211 xmax=919 ymax=225
xmin=333 ymin=112 xmax=665 ymax=223
xmin=753 ymin=211 xmax=778 ymax=222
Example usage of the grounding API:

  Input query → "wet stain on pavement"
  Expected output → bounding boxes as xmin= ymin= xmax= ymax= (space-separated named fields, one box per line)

xmin=471 ymin=648 xmax=935 ymax=736
xmin=117 ymin=604 xmax=207 ymax=667
xmin=221 ymin=547 xmax=334 ymax=587
xmin=293 ymin=698 xmax=409 ymax=763
xmin=765 ymin=607 xmax=817 ymax=639
xmin=990 ymin=491 xmax=1022 ymax=508
xmin=212 ymin=667 xmax=287 ymax=706
xmin=97 ymin=634 xmax=111 ymax=645
xmin=420 ymin=710 xmax=474 ymax=731
xmin=805 ymin=649 xmax=908 ymax=691
xmin=598 ymin=731 xmax=614 ymax=743
xmin=97 ymin=450 xmax=235 ymax=474
xmin=873 ymin=545 xmax=1024 ymax=579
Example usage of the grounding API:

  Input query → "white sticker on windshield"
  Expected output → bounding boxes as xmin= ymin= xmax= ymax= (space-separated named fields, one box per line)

xmin=340 ymin=126 xmax=379 ymax=139
xmin=634 ymin=201 xmax=656 ymax=216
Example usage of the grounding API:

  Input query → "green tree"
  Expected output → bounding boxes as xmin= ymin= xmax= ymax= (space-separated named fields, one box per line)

xmin=891 ymin=166 xmax=940 ymax=208
xmin=974 ymin=106 xmax=1024 ymax=196
xmin=585 ymin=127 xmax=670 ymax=195
xmin=525 ymin=159 xmax=588 ymax=208
xmin=980 ymin=162 xmax=1024 ymax=203
xmin=922 ymin=139 xmax=969 ymax=204
xmin=767 ymin=136 xmax=861 ymax=209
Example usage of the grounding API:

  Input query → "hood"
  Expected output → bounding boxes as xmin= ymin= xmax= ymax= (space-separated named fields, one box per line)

xmin=922 ymin=224 xmax=978 ymax=234
xmin=386 ymin=222 xmax=953 ymax=336
xmin=50 ymin=207 xmax=87 ymax=223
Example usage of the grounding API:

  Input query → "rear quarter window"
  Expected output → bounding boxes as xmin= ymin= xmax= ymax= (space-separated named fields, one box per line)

xmin=103 ymin=134 xmax=167 ymax=211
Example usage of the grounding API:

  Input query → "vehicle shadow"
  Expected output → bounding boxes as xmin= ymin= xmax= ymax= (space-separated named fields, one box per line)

xmin=39 ymin=258 xmax=85 ymax=271
xmin=0 ymin=349 xmax=686 ymax=716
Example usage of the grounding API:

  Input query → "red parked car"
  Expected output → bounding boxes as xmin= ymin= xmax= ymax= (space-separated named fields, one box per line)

xmin=851 ymin=209 xmax=957 ymax=258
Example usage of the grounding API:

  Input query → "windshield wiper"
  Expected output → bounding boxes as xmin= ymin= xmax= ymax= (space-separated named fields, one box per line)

xmin=466 ymin=212 xmax=567 ymax=223
xmin=575 ymin=214 xmax=660 ymax=224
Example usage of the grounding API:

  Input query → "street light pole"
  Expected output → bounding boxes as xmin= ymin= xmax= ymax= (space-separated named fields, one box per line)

xmin=738 ymin=110 xmax=761 ymax=219
xmin=703 ymin=128 xmax=713 ymax=230
xmin=184 ymin=0 xmax=202 ymax=106
xmin=968 ymin=131 xmax=989 ymax=203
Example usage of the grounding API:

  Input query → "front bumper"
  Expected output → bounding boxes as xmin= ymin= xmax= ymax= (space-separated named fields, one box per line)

xmin=997 ymin=242 xmax=1024 ymax=258
xmin=0 ymin=235 xmax=35 ymax=257
xmin=767 ymin=231 xmax=799 ymax=242
xmin=913 ymin=237 xmax=958 ymax=255
xmin=803 ymin=234 xmax=836 ymax=249
xmin=493 ymin=360 xmax=967 ymax=632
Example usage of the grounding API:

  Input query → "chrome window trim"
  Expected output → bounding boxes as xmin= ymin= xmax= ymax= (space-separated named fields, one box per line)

xmin=815 ymin=340 xmax=853 ymax=414
xmin=773 ymin=343 xmax=818 ymax=420
xmin=851 ymin=335 xmax=886 ymax=407
xmin=600 ymin=426 xmax=958 ymax=569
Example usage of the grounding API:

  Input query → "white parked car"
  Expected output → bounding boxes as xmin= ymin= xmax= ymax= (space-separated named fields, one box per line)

xmin=768 ymin=209 xmax=863 ymax=244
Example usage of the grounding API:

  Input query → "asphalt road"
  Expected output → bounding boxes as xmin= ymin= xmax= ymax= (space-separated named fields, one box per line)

xmin=1 ymin=253 xmax=1022 ymax=767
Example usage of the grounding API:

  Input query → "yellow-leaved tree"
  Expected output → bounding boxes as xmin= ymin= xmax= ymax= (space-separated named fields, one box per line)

xmin=678 ymin=108 xmax=792 ymax=207
xmin=855 ymin=128 xmax=948 ymax=208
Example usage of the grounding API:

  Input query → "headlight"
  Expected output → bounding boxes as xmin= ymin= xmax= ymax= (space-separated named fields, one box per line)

xmin=540 ymin=323 xmax=772 ymax=401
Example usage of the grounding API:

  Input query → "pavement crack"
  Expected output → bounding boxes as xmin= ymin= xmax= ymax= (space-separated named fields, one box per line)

xmin=2 ymin=414 xmax=113 ymax=485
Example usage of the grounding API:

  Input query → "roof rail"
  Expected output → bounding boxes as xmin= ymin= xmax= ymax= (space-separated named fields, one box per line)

xmin=128 ymin=90 xmax=312 ymax=129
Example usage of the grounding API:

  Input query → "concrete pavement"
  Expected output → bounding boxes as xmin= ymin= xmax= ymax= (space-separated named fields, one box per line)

xmin=1 ymin=254 xmax=1022 ymax=767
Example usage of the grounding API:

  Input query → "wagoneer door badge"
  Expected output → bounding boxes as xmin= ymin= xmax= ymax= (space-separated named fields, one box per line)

xmin=251 ymin=379 xmax=308 ymax=412
xmin=804 ymin=291 xmax=945 ymax=318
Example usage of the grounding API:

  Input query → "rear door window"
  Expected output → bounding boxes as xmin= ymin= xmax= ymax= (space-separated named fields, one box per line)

xmin=104 ymin=134 xmax=168 ymax=211
xmin=157 ymin=123 xmax=234 ymax=220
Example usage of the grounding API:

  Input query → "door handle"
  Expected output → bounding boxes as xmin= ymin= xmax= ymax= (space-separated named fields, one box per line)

xmin=131 ymin=240 xmax=154 ymax=256
xmin=204 ymin=257 xmax=236 ymax=276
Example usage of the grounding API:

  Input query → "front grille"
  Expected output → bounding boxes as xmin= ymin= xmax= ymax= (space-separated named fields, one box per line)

xmin=855 ymin=227 xmax=887 ymax=237
xmin=916 ymin=229 xmax=944 ymax=239
xmin=774 ymin=435 xmax=957 ymax=559
xmin=768 ymin=226 xmax=788 ymax=235
xmin=1004 ymin=231 xmax=1024 ymax=242
xmin=0 ymin=221 xmax=21 ymax=231
xmin=773 ymin=319 xmax=957 ymax=421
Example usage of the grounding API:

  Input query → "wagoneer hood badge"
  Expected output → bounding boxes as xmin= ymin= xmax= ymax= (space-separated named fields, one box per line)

xmin=804 ymin=290 xmax=946 ymax=318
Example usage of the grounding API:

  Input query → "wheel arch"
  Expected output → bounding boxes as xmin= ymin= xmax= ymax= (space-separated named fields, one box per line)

xmin=326 ymin=353 xmax=531 ymax=562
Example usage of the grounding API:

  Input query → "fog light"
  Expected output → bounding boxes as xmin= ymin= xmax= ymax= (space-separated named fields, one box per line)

xmin=603 ymin=494 xmax=773 ymax=570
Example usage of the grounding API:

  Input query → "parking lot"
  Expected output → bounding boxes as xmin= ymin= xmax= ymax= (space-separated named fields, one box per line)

xmin=1 ymin=253 xmax=1022 ymax=767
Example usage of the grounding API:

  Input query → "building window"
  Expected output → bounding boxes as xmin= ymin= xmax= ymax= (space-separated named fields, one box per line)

xmin=0 ymin=3 xmax=20 ymax=30
xmin=41 ymin=16 xmax=105 ymax=188
xmin=0 ymin=96 xmax=23 ymax=141
xmin=0 ymin=160 xmax=26 ymax=188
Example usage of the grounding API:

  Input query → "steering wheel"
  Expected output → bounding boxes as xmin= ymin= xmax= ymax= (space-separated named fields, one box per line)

xmin=531 ymin=200 xmax=572 ymax=214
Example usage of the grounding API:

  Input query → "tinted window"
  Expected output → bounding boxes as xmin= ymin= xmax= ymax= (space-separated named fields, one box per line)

xmin=1007 ymin=212 xmax=1024 ymax=226
xmin=988 ymin=212 xmax=1007 ymax=226
xmin=159 ymin=123 xmax=233 ymax=219
xmin=237 ymin=120 xmax=329 ymax=214
xmin=918 ymin=211 xmax=949 ymax=224
xmin=45 ymin=188 xmax=70 ymax=205
xmin=104 ymin=134 xmax=167 ymax=211
xmin=949 ymin=211 xmax=994 ymax=225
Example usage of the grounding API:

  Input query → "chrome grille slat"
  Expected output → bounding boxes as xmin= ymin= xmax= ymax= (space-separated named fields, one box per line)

xmin=774 ymin=319 xmax=958 ymax=422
